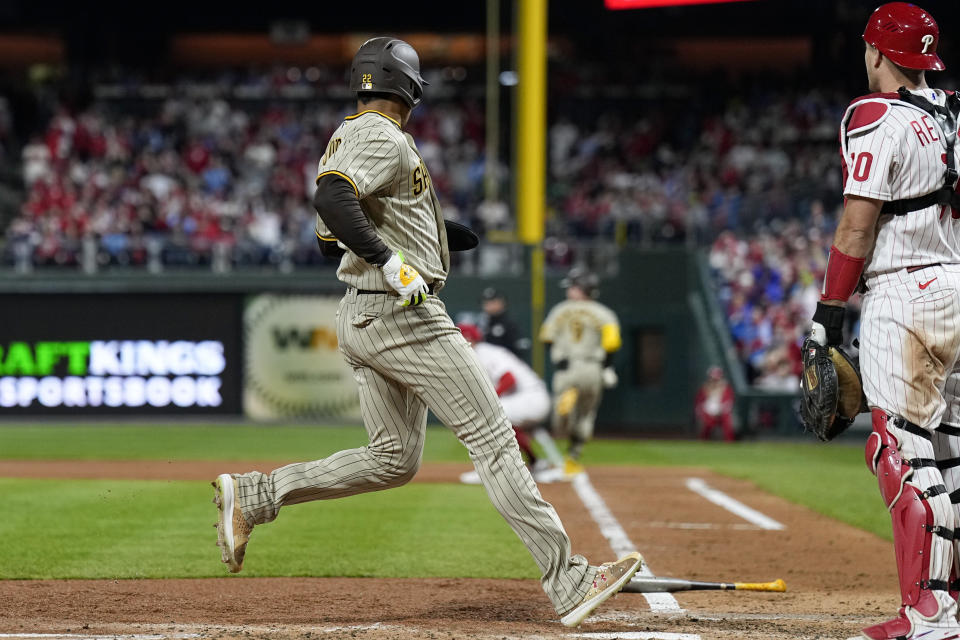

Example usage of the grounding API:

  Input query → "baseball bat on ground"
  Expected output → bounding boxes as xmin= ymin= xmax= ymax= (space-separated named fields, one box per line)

xmin=622 ymin=576 xmax=786 ymax=593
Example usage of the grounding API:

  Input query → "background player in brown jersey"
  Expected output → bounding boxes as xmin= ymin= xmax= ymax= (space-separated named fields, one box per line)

xmin=540 ymin=267 xmax=621 ymax=475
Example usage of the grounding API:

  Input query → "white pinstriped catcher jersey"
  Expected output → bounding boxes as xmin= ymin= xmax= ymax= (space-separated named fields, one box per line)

xmin=841 ymin=89 xmax=960 ymax=276
xmin=315 ymin=110 xmax=449 ymax=291
xmin=472 ymin=341 xmax=549 ymax=397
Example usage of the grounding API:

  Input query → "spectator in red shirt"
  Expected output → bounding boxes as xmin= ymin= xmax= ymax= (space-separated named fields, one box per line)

xmin=694 ymin=366 xmax=736 ymax=442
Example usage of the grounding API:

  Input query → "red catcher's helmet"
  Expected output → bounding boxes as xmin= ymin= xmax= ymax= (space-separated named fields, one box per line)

xmin=863 ymin=2 xmax=945 ymax=71
xmin=456 ymin=323 xmax=483 ymax=344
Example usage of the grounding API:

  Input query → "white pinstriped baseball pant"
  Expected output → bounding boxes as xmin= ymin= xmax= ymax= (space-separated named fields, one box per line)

xmin=861 ymin=265 xmax=960 ymax=622
xmin=234 ymin=289 xmax=595 ymax=614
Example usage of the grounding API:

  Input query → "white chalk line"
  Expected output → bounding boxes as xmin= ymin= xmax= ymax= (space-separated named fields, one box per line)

xmin=570 ymin=473 xmax=687 ymax=618
xmin=685 ymin=478 xmax=785 ymax=531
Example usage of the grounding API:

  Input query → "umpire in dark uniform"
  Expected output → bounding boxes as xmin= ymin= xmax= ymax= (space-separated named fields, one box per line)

xmin=480 ymin=287 xmax=530 ymax=360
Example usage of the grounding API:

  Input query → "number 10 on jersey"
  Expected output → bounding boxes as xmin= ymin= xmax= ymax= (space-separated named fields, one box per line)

xmin=850 ymin=151 xmax=873 ymax=182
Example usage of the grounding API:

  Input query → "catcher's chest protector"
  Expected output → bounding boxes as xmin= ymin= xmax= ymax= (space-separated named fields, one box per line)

xmin=842 ymin=88 xmax=960 ymax=216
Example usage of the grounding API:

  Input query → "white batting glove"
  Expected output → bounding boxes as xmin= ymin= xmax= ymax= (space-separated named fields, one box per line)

xmin=602 ymin=367 xmax=618 ymax=388
xmin=381 ymin=251 xmax=429 ymax=307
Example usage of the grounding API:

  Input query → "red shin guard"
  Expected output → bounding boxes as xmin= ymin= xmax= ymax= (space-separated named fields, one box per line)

xmin=866 ymin=410 xmax=941 ymax=618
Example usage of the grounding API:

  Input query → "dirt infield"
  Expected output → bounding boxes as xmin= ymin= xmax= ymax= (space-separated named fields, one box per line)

xmin=0 ymin=461 xmax=898 ymax=640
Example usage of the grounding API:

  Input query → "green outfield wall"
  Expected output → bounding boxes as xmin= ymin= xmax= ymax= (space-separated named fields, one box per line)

xmin=0 ymin=248 xmax=802 ymax=436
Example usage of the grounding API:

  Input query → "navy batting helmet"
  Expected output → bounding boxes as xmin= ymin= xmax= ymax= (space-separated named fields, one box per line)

xmin=350 ymin=37 xmax=429 ymax=108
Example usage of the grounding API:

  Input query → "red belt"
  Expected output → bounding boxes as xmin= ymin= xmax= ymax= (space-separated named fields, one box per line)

xmin=906 ymin=263 xmax=941 ymax=273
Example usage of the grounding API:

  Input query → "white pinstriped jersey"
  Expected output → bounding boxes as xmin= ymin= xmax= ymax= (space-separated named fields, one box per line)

xmin=315 ymin=110 xmax=449 ymax=291
xmin=841 ymin=89 xmax=960 ymax=276
xmin=473 ymin=342 xmax=548 ymax=397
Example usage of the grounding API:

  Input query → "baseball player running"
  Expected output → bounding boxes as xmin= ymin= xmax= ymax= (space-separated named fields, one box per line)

xmin=211 ymin=37 xmax=641 ymax=627
xmin=810 ymin=5 xmax=960 ymax=639
xmin=540 ymin=268 xmax=621 ymax=475
xmin=455 ymin=322 xmax=565 ymax=484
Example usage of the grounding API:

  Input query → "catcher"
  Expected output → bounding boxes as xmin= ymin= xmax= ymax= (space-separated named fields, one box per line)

xmin=802 ymin=4 xmax=960 ymax=639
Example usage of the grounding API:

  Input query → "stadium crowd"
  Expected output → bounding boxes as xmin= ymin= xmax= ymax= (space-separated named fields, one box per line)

xmin=707 ymin=213 xmax=863 ymax=388
xmin=547 ymin=84 xmax=846 ymax=245
xmin=3 ymin=83 xmax=489 ymax=268
xmin=0 ymin=69 xmax=850 ymax=271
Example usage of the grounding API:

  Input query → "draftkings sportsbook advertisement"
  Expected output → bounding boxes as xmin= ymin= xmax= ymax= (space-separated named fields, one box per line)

xmin=0 ymin=294 xmax=243 ymax=415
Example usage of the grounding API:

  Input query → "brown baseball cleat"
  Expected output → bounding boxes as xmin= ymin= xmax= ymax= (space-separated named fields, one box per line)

xmin=560 ymin=552 xmax=643 ymax=627
xmin=212 ymin=473 xmax=253 ymax=573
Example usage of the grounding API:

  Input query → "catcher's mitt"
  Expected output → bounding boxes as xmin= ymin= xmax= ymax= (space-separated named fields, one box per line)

xmin=800 ymin=337 xmax=868 ymax=441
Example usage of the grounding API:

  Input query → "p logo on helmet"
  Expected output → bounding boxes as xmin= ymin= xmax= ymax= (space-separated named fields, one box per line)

xmin=862 ymin=2 xmax=945 ymax=71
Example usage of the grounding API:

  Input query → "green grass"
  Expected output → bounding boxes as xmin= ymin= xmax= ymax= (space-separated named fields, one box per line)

xmin=0 ymin=425 xmax=385 ymax=462
xmin=0 ymin=478 xmax=534 ymax=580
xmin=0 ymin=424 xmax=886 ymax=579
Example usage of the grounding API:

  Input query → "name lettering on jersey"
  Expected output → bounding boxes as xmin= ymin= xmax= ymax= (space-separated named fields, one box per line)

xmin=322 ymin=138 xmax=343 ymax=166
xmin=923 ymin=115 xmax=940 ymax=143
xmin=922 ymin=34 xmax=935 ymax=54
xmin=412 ymin=162 xmax=431 ymax=196
xmin=910 ymin=116 xmax=940 ymax=147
